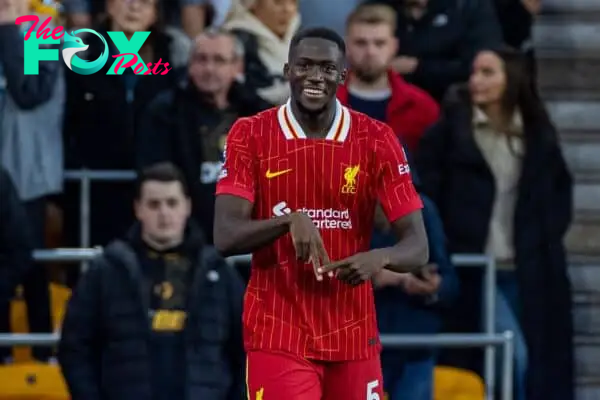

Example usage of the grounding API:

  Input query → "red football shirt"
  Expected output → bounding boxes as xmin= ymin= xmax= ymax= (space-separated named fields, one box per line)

xmin=216 ymin=100 xmax=423 ymax=361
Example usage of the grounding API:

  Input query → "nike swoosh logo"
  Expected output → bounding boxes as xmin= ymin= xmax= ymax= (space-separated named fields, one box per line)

xmin=266 ymin=168 xmax=292 ymax=179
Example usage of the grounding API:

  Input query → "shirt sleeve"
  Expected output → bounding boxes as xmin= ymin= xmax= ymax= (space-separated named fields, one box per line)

xmin=375 ymin=125 xmax=423 ymax=223
xmin=215 ymin=118 xmax=257 ymax=203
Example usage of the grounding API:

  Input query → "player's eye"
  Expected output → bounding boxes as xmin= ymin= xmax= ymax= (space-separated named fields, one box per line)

xmin=323 ymin=65 xmax=337 ymax=74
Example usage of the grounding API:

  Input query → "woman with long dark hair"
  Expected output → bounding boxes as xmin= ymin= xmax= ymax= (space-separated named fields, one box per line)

xmin=416 ymin=48 xmax=573 ymax=400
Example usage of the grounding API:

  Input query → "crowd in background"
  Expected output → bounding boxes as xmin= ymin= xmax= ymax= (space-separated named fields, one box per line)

xmin=0 ymin=0 xmax=574 ymax=399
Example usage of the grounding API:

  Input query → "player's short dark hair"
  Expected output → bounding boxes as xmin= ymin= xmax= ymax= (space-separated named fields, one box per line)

xmin=289 ymin=27 xmax=346 ymax=59
xmin=135 ymin=162 xmax=189 ymax=199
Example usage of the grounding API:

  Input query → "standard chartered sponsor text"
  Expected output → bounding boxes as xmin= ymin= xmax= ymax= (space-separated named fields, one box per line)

xmin=273 ymin=202 xmax=352 ymax=229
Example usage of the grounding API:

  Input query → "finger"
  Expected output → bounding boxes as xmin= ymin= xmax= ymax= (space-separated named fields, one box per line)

xmin=337 ymin=268 xmax=353 ymax=283
xmin=404 ymin=277 xmax=426 ymax=295
xmin=318 ymin=258 xmax=350 ymax=274
xmin=293 ymin=238 xmax=308 ymax=262
xmin=348 ymin=269 xmax=366 ymax=286
xmin=311 ymin=257 xmax=323 ymax=281
xmin=309 ymin=243 xmax=323 ymax=281
xmin=349 ymin=273 xmax=363 ymax=286
xmin=411 ymin=279 xmax=433 ymax=295
xmin=315 ymin=239 xmax=333 ymax=277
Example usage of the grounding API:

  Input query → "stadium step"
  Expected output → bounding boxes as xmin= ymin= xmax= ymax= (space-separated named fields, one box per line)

xmin=538 ymin=56 xmax=600 ymax=97
xmin=574 ymin=292 xmax=600 ymax=335
xmin=541 ymin=0 xmax=600 ymax=14
xmin=577 ymin=376 xmax=600 ymax=400
xmin=570 ymin=263 xmax=600 ymax=294
xmin=545 ymin=100 xmax=600 ymax=132
xmin=567 ymin=217 xmax=600 ymax=259
xmin=575 ymin=335 xmax=600 ymax=389
xmin=534 ymin=16 xmax=600 ymax=53
xmin=535 ymin=4 xmax=600 ymax=397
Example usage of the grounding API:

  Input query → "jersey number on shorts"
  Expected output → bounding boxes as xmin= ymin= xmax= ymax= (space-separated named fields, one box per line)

xmin=367 ymin=380 xmax=380 ymax=400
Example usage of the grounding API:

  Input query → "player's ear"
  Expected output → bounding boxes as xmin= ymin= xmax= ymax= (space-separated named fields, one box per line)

xmin=339 ymin=68 xmax=347 ymax=84
xmin=283 ymin=63 xmax=290 ymax=80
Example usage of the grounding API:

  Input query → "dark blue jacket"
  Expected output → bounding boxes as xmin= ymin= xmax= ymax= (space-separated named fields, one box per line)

xmin=373 ymin=192 xmax=459 ymax=357
xmin=58 ymin=225 xmax=246 ymax=400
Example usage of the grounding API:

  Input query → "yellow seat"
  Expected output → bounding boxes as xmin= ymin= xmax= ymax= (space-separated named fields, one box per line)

xmin=434 ymin=366 xmax=485 ymax=400
xmin=10 ymin=284 xmax=72 ymax=363
xmin=0 ymin=362 xmax=69 ymax=400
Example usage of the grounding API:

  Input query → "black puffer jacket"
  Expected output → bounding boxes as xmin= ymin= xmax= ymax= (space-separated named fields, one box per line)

xmin=58 ymin=224 xmax=246 ymax=400
xmin=139 ymin=81 xmax=272 ymax=244
xmin=0 ymin=168 xmax=32 ymax=303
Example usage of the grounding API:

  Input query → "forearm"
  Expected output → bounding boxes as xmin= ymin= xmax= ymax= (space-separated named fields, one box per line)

xmin=372 ymin=269 xmax=406 ymax=289
xmin=214 ymin=214 xmax=292 ymax=257
xmin=378 ymin=235 xmax=429 ymax=274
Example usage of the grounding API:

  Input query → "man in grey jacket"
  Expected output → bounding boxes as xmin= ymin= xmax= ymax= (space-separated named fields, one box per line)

xmin=0 ymin=0 xmax=64 ymax=361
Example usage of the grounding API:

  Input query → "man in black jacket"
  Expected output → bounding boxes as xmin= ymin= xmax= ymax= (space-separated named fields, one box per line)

xmin=140 ymin=28 xmax=271 ymax=244
xmin=58 ymin=162 xmax=246 ymax=400
xmin=0 ymin=167 xmax=33 ymax=363
xmin=363 ymin=0 xmax=503 ymax=102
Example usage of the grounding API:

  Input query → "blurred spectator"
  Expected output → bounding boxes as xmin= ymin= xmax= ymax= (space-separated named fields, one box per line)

xmin=62 ymin=0 xmax=191 ymax=247
xmin=63 ymin=0 xmax=233 ymax=35
xmin=373 ymin=179 xmax=459 ymax=400
xmin=224 ymin=0 xmax=299 ymax=105
xmin=180 ymin=0 xmax=233 ymax=36
xmin=0 ymin=168 xmax=33 ymax=364
xmin=1 ymin=0 xmax=64 ymax=360
xmin=416 ymin=48 xmax=573 ymax=400
xmin=298 ymin=0 xmax=361 ymax=37
xmin=58 ymin=163 xmax=246 ymax=400
xmin=365 ymin=0 xmax=503 ymax=102
xmin=62 ymin=0 xmax=94 ymax=27
xmin=140 ymin=29 xmax=270 ymax=244
xmin=339 ymin=3 xmax=439 ymax=152
xmin=493 ymin=0 xmax=541 ymax=76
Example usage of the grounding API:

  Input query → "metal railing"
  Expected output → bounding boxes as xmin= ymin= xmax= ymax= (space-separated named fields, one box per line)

xmin=9 ymin=247 xmax=502 ymax=398
xmin=229 ymin=252 xmax=498 ymax=399
xmin=64 ymin=169 xmax=137 ymax=251
xmin=381 ymin=331 xmax=514 ymax=400
xmin=0 ymin=331 xmax=514 ymax=400
xmin=50 ymin=169 xmax=502 ymax=397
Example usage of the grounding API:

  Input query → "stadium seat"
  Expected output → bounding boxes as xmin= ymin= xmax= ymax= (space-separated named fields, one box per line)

xmin=0 ymin=363 xmax=69 ymax=400
xmin=433 ymin=366 xmax=485 ymax=400
xmin=10 ymin=284 xmax=72 ymax=363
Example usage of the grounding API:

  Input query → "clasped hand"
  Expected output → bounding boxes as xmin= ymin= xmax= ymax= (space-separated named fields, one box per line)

xmin=318 ymin=250 xmax=390 ymax=286
xmin=289 ymin=212 xmax=420 ymax=286
xmin=289 ymin=212 xmax=385 ymax=284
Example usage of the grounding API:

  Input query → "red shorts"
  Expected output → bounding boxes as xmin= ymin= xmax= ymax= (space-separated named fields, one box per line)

xmin=245 ymin=350 xmax=384 ymax=400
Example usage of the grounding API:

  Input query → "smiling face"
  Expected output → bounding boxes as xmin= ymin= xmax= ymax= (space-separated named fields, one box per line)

xmin=284 ymin=37 xmax=346 ymax=114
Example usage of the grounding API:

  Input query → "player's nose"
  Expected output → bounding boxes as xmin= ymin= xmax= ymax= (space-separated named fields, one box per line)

xmin=306 ymin=67 xmax=325 ymax=82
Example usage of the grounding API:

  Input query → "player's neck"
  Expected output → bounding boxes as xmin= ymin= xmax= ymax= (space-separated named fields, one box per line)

xmin=290 ymin=100 xmax=337 ymax=138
